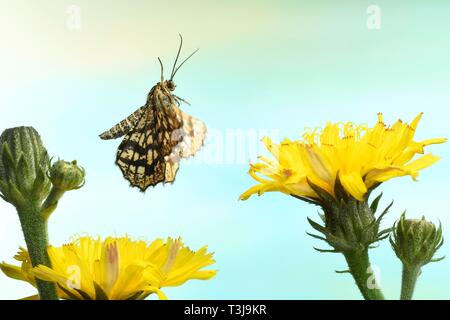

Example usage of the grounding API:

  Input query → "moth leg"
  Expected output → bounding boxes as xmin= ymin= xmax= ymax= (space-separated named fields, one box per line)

xmin=173 ymin=95 xmax=191 ymax=106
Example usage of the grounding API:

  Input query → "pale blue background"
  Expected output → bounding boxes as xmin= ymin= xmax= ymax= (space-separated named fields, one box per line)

xmin=0 ymin=1 xmax=449 ymax=299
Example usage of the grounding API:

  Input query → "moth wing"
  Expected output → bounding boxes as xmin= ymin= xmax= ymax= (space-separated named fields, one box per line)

xmin=115 ymin=103 xmax=184 ymax=190
xmin=115 ymin=111 xmax=166 ymax=190
xmin=175 ymin=110 xmax=207 ymax=158
xmin=163 ymin=153 xmax=180 ymax=183
xmin=162 ymin=111 xmax=206 ymax=183
xmin=99 ymin=106 xmax=146 ymax=140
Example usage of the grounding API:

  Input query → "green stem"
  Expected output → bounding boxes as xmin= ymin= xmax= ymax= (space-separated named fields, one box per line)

xmin=17 ymin=204 xmax=58 ymax=300
xmin=41 ymin=187 xmax=65 ymax=220
xmin=400 ymin=265 xmax=421 ymax=300
xmin=343 ymin=249 xmax=385 ymax=300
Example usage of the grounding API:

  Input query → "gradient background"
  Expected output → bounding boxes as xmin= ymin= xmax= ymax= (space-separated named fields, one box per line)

xmin=0 ymin=0 xmax=449 ymax=299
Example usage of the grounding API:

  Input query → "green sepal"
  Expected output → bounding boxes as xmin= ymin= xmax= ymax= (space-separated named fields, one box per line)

xmin=307 ymin=217 xmax=353 ymax=252
xmin=370 ymin=192 xmax=383 ymax=214
xmin=334 ymin=173 xmax=348 ymax=203
xmin=1 ymin=143 xmax=17 ymax=182
xmin=318 ymin=211 xmax=326 ymax=223
xmin=363 ymin=200 xmax=393 ymax=235
xmin=313 ymin=247 xmax=339 ymax=253
xmin=16 ymin=155 xmax=31 ymax=193
xmin=377 ymin=227 xmax=392 ymax=237
xmin=31 ymin=167 xmax=50 ymax=201
xmin=375 ymin=232 xmax=390 ymax=243
xmin=57 ymin=283 xmax=79 ymax=300
xmin=74 ymin=288 xmax=94 ymax=300
xmin=93 ymin=281 xmax=109 ymax=300
xmin=335 ymin=269 xmax=351 ymax=274
xmin=430 ymin=256 xmax=445 ymax=263
xmin=376 ymin=200 xmax=393 ymax=225
xmin=307 ymin=217 xmax=329 ymax=235
xmin=5 ymin=182 xmax=26 ymax=208
xmin=291 ymin=194 xmax=321 ymax=206
xmin=306 ymin=178 xmax=335 ymax=205
xmin=306 ymin=231 xmax=327 ymax=242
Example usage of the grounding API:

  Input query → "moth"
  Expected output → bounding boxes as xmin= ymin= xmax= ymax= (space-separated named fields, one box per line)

xmin=99 ymin=35 xmax=206 ymax=191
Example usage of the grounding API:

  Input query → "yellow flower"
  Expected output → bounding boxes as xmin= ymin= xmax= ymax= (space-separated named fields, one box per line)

xmin=142 ymin=237 xmax=218 ymax=289
xmin=0 ymin=236 xmax=216 ymax=300
xmin=240 ymin=113 xmax=446 ymax=202
xmin=0 ymin=248 xmax=36 ymax=287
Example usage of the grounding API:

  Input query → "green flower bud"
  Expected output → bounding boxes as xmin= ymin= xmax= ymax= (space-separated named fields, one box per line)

xmin=49 ymin=160 xmax=85 ymax=191
xmin=390 ymin=212 xmax=444 ymax=268
xmin=0 ymin=127 xmax=51 ymax=208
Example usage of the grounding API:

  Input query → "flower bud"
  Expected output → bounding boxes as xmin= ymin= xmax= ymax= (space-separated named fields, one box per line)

xmin=49 ymin=160 xmax=85 ymax=191
xmin=0 ymin=127 xmax=51 ymax=207
xmin=390 ymin=213 xmax=444 ymax=268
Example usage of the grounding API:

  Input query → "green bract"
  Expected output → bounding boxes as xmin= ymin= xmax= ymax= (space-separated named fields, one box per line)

xmin=306 ymin=181 xmax=391 ymax=254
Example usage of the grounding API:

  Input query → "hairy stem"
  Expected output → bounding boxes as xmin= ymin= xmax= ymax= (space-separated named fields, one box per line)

xmin=400 ymin=265 xmax=421 ymax=300
xmin=41 ymin=187 xmax=65 ymax=220
xmin=17 ymin=204 xmax=58 ymax=300
xmin=343 ymin=249 xmax=385 ymax=300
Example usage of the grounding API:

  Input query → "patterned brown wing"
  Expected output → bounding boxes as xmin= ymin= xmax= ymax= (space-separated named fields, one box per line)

xmin=99 ymin=106 xmax=146 ymax=140
xmin=163 ymin=111 xmax=207 ymax=183
xmin=177 ymin=110 xmax=207 ymax=158
xmin=115 ymin=96 xmax=184 ymax=191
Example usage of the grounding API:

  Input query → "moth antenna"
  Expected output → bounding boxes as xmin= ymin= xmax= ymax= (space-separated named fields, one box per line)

xmin=157 ymin=57 xmax=164 ymax=82
xmin=170 ymin=48 xmax=199 ymax=80
xmin=170 ymin=34 xmax=184 ymax=80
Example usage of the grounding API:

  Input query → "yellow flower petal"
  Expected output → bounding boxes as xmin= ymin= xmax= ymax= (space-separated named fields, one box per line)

xmin=190 ymin=270 xmax=218 ymax=280
xmin=241 ymin=113 xmax=445 ymax=203
xmin=364 ymin=167 xmax=407 ymax=187
xmin=339 ymin=172 xmax=368 ymax=201
xmin=403 ymin=154 xmax=441 ymax=179
xmin=421 ymin=137 xmax=447 ymax=146
xmin=0 ymin=262 xmax=27 ymax=282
